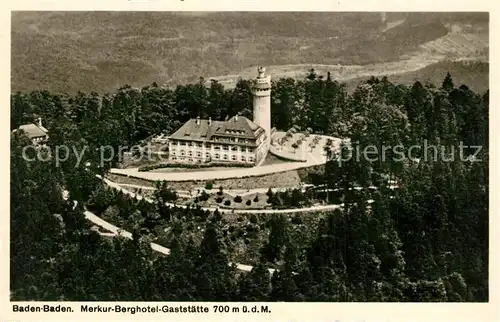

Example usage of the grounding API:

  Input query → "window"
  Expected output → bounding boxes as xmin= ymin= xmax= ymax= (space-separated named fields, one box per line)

xmin=214 ymin=146 xmax=221 ymax=150
xmin=206 ymin=152 xmax=211 ymax=158
xmin=196 ymin=152 xmax=201 ymax=157
xmin=232 ymin=155 xmax=237 ymax=161
xmin=180 ymin=142 xmax=186 ymax=146
xmin=171 ymin=151 xmax=176 ymax=156
xmin=231 ymin=146 xmax=238 ymax=151
xmin=215 ymin=153 xmax=220 ymax=159
xmin=241 ymin=156 xmax=246 ymax=162
xmin=248 ymin=157 xmax=254 ymax=162
xmin=223 ymin=154 xmax=228 ymax=160
xmin=180 ymin=150 xmax=185 ymax=156
xmin=171 ymin=156 xmax=177 ymax=160
xmin=188 ymin=151 xmax=192 ymax=157
xmin=223 ymin=146 xmax=229 ymax=151
xmin=249 ymin=148 xmax=255 ymax=153
xmin=197 ymin=143 xmax=203 ymax=148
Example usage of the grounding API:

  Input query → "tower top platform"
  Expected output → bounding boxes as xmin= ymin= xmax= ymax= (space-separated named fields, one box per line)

xmin=257 ymin=66 xmax=266 ymax=78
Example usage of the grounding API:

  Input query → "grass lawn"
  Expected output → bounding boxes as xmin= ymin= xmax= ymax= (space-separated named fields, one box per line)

xmin=118 ymin=153 xmax=168 ymax=169
xmin=150 ymin=166 xmax=245 ymax=173
xmin=193 ymin=192 xmax=271 ymax=210
xmin=107 ymin=161 xmax=322 ymax=192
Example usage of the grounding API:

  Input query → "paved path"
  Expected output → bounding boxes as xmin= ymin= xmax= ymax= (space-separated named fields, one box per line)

xmin=103 ymin=177 xmax=353 ymax=214
xmin=82 ymin=179 xmax=274 ymax=273
xmin=110 ymin=159 xmax=321 ymax=182
xmin=110 ymin=134 xmax=337 ymax=182
xmin=117 ymin=182 xmax=315 ymax=197
xmin=115 ymin=182 xmax=396 ymax=199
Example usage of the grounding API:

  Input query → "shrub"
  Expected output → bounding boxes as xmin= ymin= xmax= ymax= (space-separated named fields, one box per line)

xmin=246 ymin=225 xmax=256 ymax=233
xmin=291 ymin=214 xmax=303 ymax=225
xmin=205 ymin=181 xmax=213 ymax=190
xmin=199 ymin=190 xmax=210 ymax=202
xmin=234 ymin=195 xmax=243 ymax=203
xmin=138 ymin=162 xmax=254 ymax=172
xmin=253 ymin=195 xmax=259 ymax=202
xmin=216 ymin=197 xmax=223 ymax=203
xmin=266 ymin=188 xmax=274 ymax=198
xmin=214 ymin=210 xmax=223 ymax=222
xmin=224 ymin=200 xmax=231 ymax=206
xmin=246 ymin=200 xmax=251 ymax=206
xmin=249 ymin=214 xmax=258 ymax=224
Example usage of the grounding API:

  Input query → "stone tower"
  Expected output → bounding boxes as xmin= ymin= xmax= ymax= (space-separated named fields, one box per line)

xmin=252 ymin=66 xmax=271 ymax=143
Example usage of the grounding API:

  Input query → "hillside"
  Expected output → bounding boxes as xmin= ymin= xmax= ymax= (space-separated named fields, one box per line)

xmin=345 ymin=60 xmax=489 ymax=94
xmin=11 ymin=12 xmax=488 ymax=94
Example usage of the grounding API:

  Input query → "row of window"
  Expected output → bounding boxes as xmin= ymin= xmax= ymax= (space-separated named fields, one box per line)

xmin=172 ymin=149 xmax=257 ymax=157
xmin=172 ymin=144 xmax=254 ymax=153
xmin=171 ymin=150 xmax=253 ymax=162
xmin=214 ymin=136 xmax=249 ymax=143
xmin=173 ymin=141 xmax=254 ymax=150
xmin=215 ymin=145 xmax=254 ymax=152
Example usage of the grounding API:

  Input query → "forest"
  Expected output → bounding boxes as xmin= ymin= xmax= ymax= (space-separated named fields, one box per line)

xmin=10 ymin=70 xmax=488 ymax=301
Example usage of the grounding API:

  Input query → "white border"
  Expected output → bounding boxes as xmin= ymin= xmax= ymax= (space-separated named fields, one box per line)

xmin=2 ymin=2 xmax=498 ymax=322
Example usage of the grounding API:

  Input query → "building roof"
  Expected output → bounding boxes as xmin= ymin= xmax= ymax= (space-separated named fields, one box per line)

xmin=17 ymin=123 xmax=49 ymax=139
xmin=169 ymin=116 xmax=264 ymax=142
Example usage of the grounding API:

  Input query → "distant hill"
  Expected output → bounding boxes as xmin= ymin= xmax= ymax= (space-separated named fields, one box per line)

xmin=337 ymin=19 xmax=449 ymax=66
xmin=345 ymin=60 xmax=489 ymax=94
xmin=11 ymin=12 xmax=488 ymax=94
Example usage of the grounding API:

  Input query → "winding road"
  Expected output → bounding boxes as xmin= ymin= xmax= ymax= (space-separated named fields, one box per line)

xmin=79 ymin=176 xmax=282 ymax=273
xmin=75 ymin=175 xmax=390 ymax=275
xmin=102 ymin=176 xmax=352 ymax=214
xmin=84 ymin=209 xmax=266 ymax=273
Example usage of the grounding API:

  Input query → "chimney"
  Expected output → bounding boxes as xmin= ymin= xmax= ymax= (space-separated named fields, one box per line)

xmin=208 ymin=117 xmax=212 ymax=125
xmin=235 ymin=114 xmax=238 ymax=121
xmin=196 ymin=116 xmax=200 ymax=125
xmin=38 ymin=117 xmax=42 ymax=128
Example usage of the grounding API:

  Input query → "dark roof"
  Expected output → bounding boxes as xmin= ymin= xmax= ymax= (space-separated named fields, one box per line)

xmin=17 ymin=124 xmax=49 ymax=139
xmin=169 ymin=116 xmax=264 ymax=141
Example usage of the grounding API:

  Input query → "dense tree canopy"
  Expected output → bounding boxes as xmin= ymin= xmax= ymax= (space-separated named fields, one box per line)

xmin=11 ymin=71 xmax=488 ymax=301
